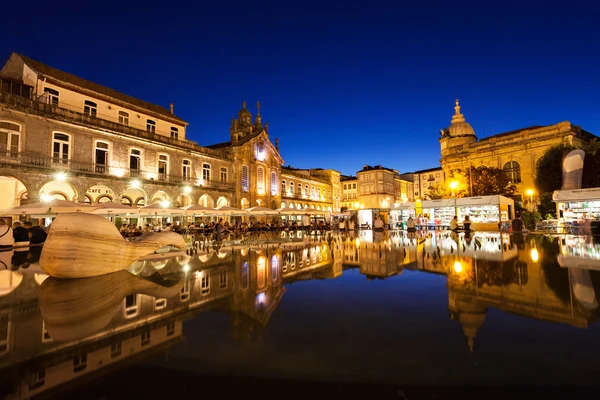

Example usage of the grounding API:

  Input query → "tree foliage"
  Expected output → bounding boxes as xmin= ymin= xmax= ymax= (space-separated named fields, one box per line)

xmin=471 ymin=166 xmax=517 ymax=197
xmin=535 ymin=140 xmax=600 ymax=194
xmin=425 ymin=167 xmax=515 ymax=199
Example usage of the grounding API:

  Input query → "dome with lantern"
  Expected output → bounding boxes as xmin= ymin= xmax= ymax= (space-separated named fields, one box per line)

xmin=447 ymin=100 xmax=476 ymax=138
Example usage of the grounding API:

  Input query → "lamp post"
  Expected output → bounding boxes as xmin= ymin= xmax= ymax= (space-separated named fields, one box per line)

xmin=450 ymin=181 xmax=459 ymax=218
xmin=526 ymin=189 xmax=535 ymax=212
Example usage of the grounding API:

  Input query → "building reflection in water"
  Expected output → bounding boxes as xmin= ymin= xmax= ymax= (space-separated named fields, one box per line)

xmin=0 ymin=232 xmax=599 ymax=397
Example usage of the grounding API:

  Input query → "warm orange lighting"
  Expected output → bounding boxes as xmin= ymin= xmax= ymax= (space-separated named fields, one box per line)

xmin=526 ymin=189 xmax=535 ymax=196
xmin=453 ymin=261 xmax=463 ymax=273
xmin=530 ymin=248 xmax=539 ymax=262
xmin=449 ymin=181 xmax=459 ymax=190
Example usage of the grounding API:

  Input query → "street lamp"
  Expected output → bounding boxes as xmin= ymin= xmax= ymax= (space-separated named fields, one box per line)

xmin=449 ymin=181 xmax=459 ymax=218
xmin=526 ymin=189 xmax=535 ymax=212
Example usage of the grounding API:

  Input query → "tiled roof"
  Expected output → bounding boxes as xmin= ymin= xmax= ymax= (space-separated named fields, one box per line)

xmin=478 ymin=125 xmax=544 ymax=141
xmin=17 ymin=53 xmax=187 ymax=124
xmin=411 ymin=166 xmax=443 ymax=174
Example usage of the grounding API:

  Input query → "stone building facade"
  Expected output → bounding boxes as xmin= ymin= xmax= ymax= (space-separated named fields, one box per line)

xmin=356 ymin=165 xmax=414 ymax=209
xmin=439 ymin=100 xmax=597 ymax=205
xmin=280 ymin=167 xmax=335 ymax=212
xmin=0 ymin=53 xmax=339 ymax=214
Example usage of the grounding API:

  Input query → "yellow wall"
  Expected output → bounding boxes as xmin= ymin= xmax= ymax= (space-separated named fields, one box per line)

xmin=39 ymin=82 xmax=186 ymax=139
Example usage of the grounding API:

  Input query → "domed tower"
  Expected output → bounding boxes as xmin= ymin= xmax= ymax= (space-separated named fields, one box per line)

xmin=449 ymin=295 xmax=487 ymax=353
xmin=439 ymin=100 xmax=478 ymax=157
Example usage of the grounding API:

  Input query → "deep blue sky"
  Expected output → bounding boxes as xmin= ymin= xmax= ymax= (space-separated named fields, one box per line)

xmin=3 ymin=0 xmax=599 ymax=176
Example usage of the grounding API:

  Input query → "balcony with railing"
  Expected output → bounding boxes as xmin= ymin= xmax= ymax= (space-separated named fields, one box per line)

xmin=281 ymin=191 xmax=332 ymax=202
xmin=0 ymin=91 xmax=231 ymax=161
xmin=0 ymin=150 xmax=235 ymax=191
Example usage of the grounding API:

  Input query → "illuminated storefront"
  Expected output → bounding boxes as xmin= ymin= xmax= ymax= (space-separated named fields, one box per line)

xmin=420 ymin=195 xmax=514 ymax=231
xmin=553 ymin=188 xmax=600 ymax=222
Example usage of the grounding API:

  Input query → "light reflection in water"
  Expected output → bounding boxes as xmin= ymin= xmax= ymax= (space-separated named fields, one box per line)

xmin=1 ymin=231 xmax=600 ymax=396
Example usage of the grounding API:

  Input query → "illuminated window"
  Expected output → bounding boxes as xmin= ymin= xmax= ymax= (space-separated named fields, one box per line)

xmin=180 ymin=280 xmax=190 ymax=301
xmin=257 ymin=167 xmax=265 ymax=192
xmin=52 ymin=133 xmax=70 ymax=164
xmin=282 ymin=180 xmax=286 ymax=193
xmin=298 ymin=183 xmax=302 ymax=195
xmin=220 ymin=167 xmax=227 ymax=182
xmin=182 ymin=159 xmax=191 ymax=180
xmin=170 ymin=127 xmax=178 ymax=140
xmin=242 ymin=261 xmax=249 ymax=289
xmin=201 ymin=275 xmax=210 ymax=295
xmin=146 ymin=119 xmax=156 ymax=133
xmin=118 ymin=111 xmax=129 ymax=125
xmin=241 ymin=165 xmax=249 ymax=191
xmin=44 ymin=88 xmax=59 ymax=106
xmin=154 ymin=298 xmax=167 ymax=310
xmin=304 ymin=184 xmax=308 ymax=195
xmin=94 ymin=141 xmax=109 ymax=173
xmin=0 ymin=121 xmax=21 ymax=154
xmin=203 ymin=163 xmax=211 ymax=181
xmin=271 ymin=172 xmax=277 ymax=194
xmin=290 ymin=181 xmax=294 ymax=194
xmin=503 ymin=161 xmax=521 ymax=183
xmin=129 ymin=148 xmax=142 ymax=172
xmin=83 ymin=100 xmax=97 ymax=117
xmin=158 ymin=154 xmax=169 ymax=179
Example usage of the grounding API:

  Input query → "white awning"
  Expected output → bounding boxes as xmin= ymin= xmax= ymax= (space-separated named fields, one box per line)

xmin=552 ymin=188 xmax=600 ymax=202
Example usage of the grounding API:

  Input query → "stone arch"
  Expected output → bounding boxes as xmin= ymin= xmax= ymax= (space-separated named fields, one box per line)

xmin=271 ymin=199 xmax=278 ymax=209
xmin=121 ymin=187 xmax=148 ymax=207
xmin=0 ymin=175 xmax=30 ymax=209
xmin=86 ymin=184 xmax=117 ymax=203
xmin=176 ymin=193 xmax=194 ymax=207
xmin=151 ymin=190 xmax=171 ymax=205
xmin=39 ymin=180 xmax=78 ymax=202
xmin=198 ymin=194 xmax=215 ymax=208
xmin=216 ymin=196 xmax=229 ymax=207
xmin=240 ymin=197 xmax=250 ymax=210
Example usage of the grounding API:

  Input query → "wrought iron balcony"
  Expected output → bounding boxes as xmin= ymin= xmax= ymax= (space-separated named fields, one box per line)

xmin=0 ymin=91 xmax=231 ymax=160
xmin=0 ymin=150 xmax=235 ymax=191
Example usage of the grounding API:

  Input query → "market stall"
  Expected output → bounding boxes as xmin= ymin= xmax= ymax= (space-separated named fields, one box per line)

xmin=389 ymin=202 xmax=416 ymax=229
xmin=421 ymin=195 xmax=514 ymax=231
xmin=420 ymin=199 xmax=456 ymax=228
xmin=553 ymin=187 xmax=600 ymax=222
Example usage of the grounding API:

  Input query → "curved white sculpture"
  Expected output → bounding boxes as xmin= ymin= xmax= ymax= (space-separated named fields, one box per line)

xmin=39 ymin=213 xmax=186 ymax=278
xmin=38 ymin=270 xmax=184 ymax=340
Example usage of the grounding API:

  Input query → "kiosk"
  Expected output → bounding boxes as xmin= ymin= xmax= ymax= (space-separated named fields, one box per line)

xmin=389 ymin=202 xmax=416 ymax=229
xmin=553 ymin=188 xmax=600 ymax=222
xmin=420 ymin=195 xmax=514 ymax=231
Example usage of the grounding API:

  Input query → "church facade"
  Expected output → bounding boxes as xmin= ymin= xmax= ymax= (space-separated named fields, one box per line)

xmin=439 ymin=100 xmax=596 ymax=205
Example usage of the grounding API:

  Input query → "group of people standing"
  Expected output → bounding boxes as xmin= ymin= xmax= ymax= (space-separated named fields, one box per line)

xmin=0 ymin=218 xmax=48 ymax=249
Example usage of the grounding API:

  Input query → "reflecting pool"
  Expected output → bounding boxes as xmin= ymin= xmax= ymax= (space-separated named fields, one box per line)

xmin=2 ymin=230 xmax=600 ymax=398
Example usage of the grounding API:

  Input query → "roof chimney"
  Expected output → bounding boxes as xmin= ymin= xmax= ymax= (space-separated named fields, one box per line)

xmin=169 ymin=103 xmax=174 ymax=115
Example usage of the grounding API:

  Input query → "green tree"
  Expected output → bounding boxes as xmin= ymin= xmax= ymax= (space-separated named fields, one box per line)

xmin=535 ymin=141 xmax=600 ymax=194
xmin=425 ymin=170 xmax=469 ymax=199
xmin=534 ymin=144 xmax=576 ymax=194
xmin=471 ymin=166 xmax=517 ymax=197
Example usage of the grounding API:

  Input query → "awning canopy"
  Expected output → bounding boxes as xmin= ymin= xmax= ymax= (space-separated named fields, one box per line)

xmin=421 ymin=195 xmax=513 ymax=208
xmin=553 ymin=188 xmax=600 ymax=202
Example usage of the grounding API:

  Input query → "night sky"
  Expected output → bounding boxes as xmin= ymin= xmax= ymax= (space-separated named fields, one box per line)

xmin=3 ymin=0 xmax=599 ymax=176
